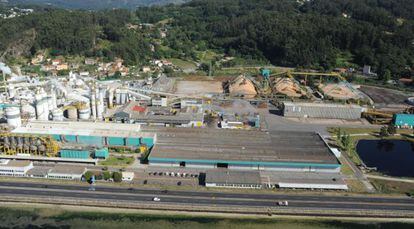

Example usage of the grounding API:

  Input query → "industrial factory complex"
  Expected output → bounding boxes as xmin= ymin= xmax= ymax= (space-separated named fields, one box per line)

xmin=2 ymin=60 xmax=414 ymax=192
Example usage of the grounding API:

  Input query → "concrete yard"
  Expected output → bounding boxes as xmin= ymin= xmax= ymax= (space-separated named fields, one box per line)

xmin=174 ymin=80 xmax=223 ymax=96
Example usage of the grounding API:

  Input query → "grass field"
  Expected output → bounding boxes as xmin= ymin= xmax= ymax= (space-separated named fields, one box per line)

xmin=168 ymin=58 xmax=197 ymax=70
xmin=1 ymin=205 xmax=413 ymax=229
xmin=345 ymin=179 xmax=368 ymax=193
xmin=99 ymin=156 xmax=134 ymax=167
xmin=369 ymin=178 xmax=414 ymax=195
xmin=338 ymin=158 xmax=354 ymax=176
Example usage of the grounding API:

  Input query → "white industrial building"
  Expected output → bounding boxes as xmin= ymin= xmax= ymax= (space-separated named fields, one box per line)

xmin=47 ymin=166 xmax=86 ymax=180
xmin=283 ymin=102 xmax=364 ymax=120
xmin=205 ymin=170 xmax=262 ymax=189
xmin=0 ymin=159 xmax=33 ymax=176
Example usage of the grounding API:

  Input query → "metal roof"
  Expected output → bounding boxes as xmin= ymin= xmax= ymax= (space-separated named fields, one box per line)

xmin=149 ymin=129 xmax=339 ymax=166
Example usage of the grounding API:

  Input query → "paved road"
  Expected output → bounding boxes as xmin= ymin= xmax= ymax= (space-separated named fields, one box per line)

xmin=1 ymin=181 xmax=414 ymax=212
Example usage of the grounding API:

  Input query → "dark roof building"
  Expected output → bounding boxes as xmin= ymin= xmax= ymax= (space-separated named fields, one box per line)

xmin=148 ymin=129 xmax=340 ymax=173
xmin=205 ymin=170 xmax=262 ymax=189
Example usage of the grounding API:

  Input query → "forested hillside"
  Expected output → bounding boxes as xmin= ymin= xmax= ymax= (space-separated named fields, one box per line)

xmin=138 ymin=0 xmax=414 ymax=78
xmin=1 ymin=0 xmax=413 ymax=78
xmin=9 ymin=0 xmax=189 ymax=9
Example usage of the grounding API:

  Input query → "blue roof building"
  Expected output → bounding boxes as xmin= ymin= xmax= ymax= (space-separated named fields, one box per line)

xmin=394 ymin=114 xmax=414 ymax=128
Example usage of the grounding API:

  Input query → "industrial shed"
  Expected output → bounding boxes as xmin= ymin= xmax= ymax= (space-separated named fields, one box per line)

xmin=205 ymin=170 xmax=262 ymax=189
xmin=283 ymin=102 xmax=363 ymax=120
xmin=393 ymin=114 xmax=414 ymax=128
xmin=47 ymin=166 xmax=86 ymax=180
xmin=148 ymin=129 xmax=340 ymax=173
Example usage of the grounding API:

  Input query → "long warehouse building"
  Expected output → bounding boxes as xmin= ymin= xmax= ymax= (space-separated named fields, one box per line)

xmin=148 ymin=129 xmax=341 ymax=173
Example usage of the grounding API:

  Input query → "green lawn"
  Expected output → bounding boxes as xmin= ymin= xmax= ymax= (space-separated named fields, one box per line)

xmin=168 ymin=58 xmax=196 ymax=70
xmin=99 ymin=156 xmax=134 ymax=167
xmin=1 ymin=206 xmax=413 ymax=229
xmin=196 ymin=50 xmax=220 ymax=62
xmin=369 ymin=178 xmax=414 ymax=195
xmin=345 ymin=179 xmax=368 ymax=193
xmin=339 ymin=158 xmax=354 ymax=176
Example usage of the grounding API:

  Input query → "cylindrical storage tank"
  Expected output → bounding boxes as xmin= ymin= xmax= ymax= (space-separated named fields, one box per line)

xmin=66 ymin=107 xmax=78 ymax=120
xmin=17 ymin=136 xmax=23 ymax=147
xmin=8 ymin=87 xmax=16 ymax=99
xmin=108 ymin=89 xmax=114 ymax=108
xmin=38 ymin=144 xmax=46 ymax=152
xmin=23 ymin=144 xmax=30 ymax=152
xmin=51 ymin=91 xmax=57 ymax=109
xmin=35 ymin=93 xmax=44 ymax=120
xmin=52 ymin=108 xmax=64 ymax=121
xmin=10 ymin=136 xmax=17 ymax=149
xmin=47 ymin=96 xmax=54 ymax=110
xmin=6 ymin=107 xmax=22 ymax=128
xmin=96 ymin=101 xmax=104 ymax=120
xmin=36 ymin=99 xmax=48 ymax=121
xmin=21 ymin=104 xmax=36 ymax=121
xmin=115 ymin=89 xmax=121 ymax=105
xmin=43 ymin=97 xmax=49 ymax=120
xmin=57 ymin=98 xmax=65 ymax=106
xmin=30 ymin=144 xmax=37 ymax=151
xmin=121 ymin=91 xmax=127 ymax=105
xmin=3 ymin=136 xmax=10 ymax=148
xmin=90 ymin=90 xmax=97 ymax=119
xmin=78 ymin=107 xmax=90 ymax=120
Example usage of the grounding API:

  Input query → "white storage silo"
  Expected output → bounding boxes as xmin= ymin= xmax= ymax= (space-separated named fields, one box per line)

xmin=6 ymin=107 xmax=22 ymax=128
xmin=41 ymin=91 xmax=49 ymax=120
xmin=120 ymin=89 xmax=128 ymax=105
xmin=108 ymin=89 xmax=114 ymax=108
xmin=52 ymin=108 xmax=64 ymax=121
xmin=35 ymin=93 xmax=45 ymax=120
xmin=66 ymin=107 xmax=78 ymax=120
xmin=97 ymin=89 xmax=105 ymax=120
xmin=78 ymin=106 xmax=90 ymax=120
xmin=115 ymin=89 xmax=121 ymax=105
xmin=21 ymin=103 xmax=36 ymax=121
xmin=51 ymin=90 xmax=57 ymax=109
xmin=90 ymin=88 xmax=97 ymax=119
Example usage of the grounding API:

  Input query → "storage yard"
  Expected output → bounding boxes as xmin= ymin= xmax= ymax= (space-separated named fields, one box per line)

xmin=318 ymin=83 xmax=362 ymax=101
xmin=174 ymin=80 xmax=223 ymax=96
xmin=359 ymin=85 xmax=411 ymax=106
xmin=273 ymin=77 xmax=306 ymax=98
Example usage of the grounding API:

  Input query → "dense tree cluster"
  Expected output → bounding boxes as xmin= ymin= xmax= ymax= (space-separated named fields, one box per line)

xmin=0 ymin=0 xmax=413 ymax=79
xmin=137 ymin=0 xmax=414 ymax=78
xmin=0 ymin=9 xmax=151 ymax=65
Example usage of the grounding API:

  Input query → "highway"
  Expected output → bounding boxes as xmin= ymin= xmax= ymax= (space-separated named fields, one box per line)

xmin=1 ymin=181 xmax=414 ymax=213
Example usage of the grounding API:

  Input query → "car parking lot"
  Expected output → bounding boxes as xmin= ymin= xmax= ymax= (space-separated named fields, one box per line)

xmin=133 ymin=169 xmax=201 ymax=187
